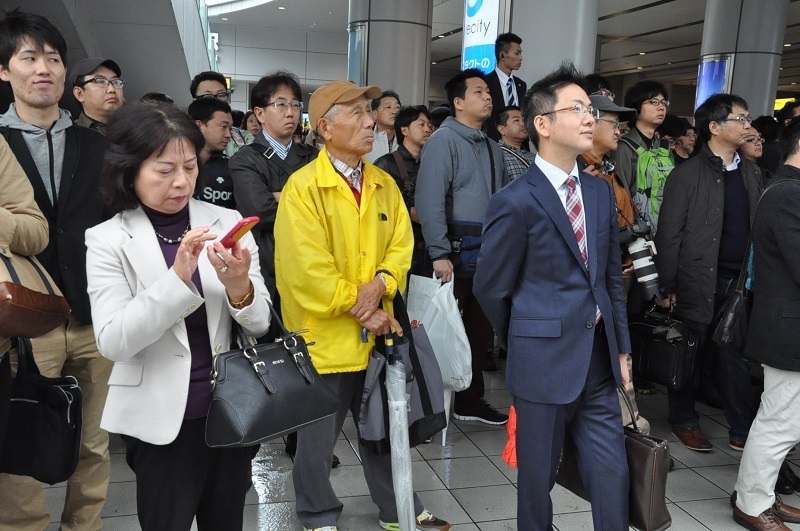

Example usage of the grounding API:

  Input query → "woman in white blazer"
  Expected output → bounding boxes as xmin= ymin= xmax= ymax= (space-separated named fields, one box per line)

xmin=85 ymin=103 xmax=271 ymax=531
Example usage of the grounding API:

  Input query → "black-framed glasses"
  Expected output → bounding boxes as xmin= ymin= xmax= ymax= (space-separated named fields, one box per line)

xmin=198 ymin=90 xmax=232 ymax=102
xmin=723 ymin=115 xmax=753 ymax=125
xmin=265 ymin=101 xmax=304 ymax=111
xmin=541 ymin=103 xmax=600 ymax=120
xmin=596 ymin=118 xmax=620 ymax=130
xmin=643 ymin=98 xmax=669 ymax=108
xmin=77 ymin=77 xmax=124 ymax=89
xmin=591 ymin=89 xmax=616 ymax=100
xmin=747 ymin=136 xmax=765 ymax=145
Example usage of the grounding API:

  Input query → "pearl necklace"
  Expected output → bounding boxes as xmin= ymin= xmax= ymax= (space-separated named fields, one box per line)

xmin=154 ymin=222 xmax=190 ymax=245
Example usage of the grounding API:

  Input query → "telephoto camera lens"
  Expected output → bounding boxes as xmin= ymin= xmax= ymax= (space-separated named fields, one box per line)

xmin=627 ymin=237 xmax=663 ymax=301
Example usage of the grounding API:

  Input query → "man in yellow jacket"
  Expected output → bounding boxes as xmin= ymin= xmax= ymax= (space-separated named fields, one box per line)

xmin=275 ymin=81 xmax=451 ymax=531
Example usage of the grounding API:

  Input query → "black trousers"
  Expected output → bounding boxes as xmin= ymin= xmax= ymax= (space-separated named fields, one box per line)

xmin=122 ymin=417 xmax=258 ymax=531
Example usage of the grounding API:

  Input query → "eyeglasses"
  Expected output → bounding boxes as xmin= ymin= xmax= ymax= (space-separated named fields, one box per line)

xmin=78 ymin=77 xmax=124 ymax=89
xmin=682 ymin=131 xmax=697 ymax=139
xmin=747 ymin=136 xmax=765 ymax=145
xmin=198 ymin=90 xmax=232 ymax=102
xmin=264 ymin=101 xmax=304 ymax=111
xmin=596 ymin=118 xmax=620 ymax=130
xmin=723 ymin=115 xmax=753 ymax=125
xmin=591 ymin=89 xmax=616 ymax=100
xmin=643 ymin=98 xmax=670 ymax=108
xmin=541 ymin=103 xmax=600 ymax=120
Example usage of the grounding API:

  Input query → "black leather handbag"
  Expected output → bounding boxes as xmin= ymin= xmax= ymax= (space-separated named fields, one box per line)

xmin=630 ymin=307 xmax=698 ymax=391
xmin=205 ymin=303 xmax=341 ymax=447
xmin=0 ymin=337 xmax=82 ymax=485
xmin=556 ymin=390 xmax=672 ymax=531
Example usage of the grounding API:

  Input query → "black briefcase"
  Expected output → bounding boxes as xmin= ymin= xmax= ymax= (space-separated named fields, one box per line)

xmin=0 ymin=337 xmax=82 ymax=485
xmin=630 ymin=308 xmax=698 ymax=391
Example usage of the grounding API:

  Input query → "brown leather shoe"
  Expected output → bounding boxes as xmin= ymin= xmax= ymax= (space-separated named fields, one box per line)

xmin=673 ymin=426 xmax=713 ymax=451
xmin=733 ymin=505 xmax=789 ymax=530
xmin=772 ymin=495 xmax=800 ymax=524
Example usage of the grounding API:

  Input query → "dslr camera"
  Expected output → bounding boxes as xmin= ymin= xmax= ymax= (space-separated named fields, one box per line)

xmin=619 ymin=218 xmax=664 ymax=302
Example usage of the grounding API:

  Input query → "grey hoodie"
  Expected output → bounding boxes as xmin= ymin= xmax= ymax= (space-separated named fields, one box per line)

xmin=415 ymin=116 xmax=509 ymax=261
xmin=0 ymin=103 xmax=73 ymax=205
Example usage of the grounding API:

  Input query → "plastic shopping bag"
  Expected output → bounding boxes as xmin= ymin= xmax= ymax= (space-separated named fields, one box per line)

xmin=406 ymin=274 xmax=472 ymax=391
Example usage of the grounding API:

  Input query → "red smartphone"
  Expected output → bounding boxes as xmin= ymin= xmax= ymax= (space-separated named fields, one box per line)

xmin=220 ymin=216 xmax=259 ymax=248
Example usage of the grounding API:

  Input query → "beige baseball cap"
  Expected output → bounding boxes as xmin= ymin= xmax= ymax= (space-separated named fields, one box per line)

xmin=309 ymin=81 xmax=382 ymax=129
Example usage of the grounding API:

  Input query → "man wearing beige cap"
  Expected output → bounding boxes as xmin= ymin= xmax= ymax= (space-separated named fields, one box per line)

xmin=274 ymin=81 xmax=451 ymax=531
xmin=71 ymin=57 xmax=124 ymax=135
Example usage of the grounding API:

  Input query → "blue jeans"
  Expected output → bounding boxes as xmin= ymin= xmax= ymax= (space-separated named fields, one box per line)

xmin=668 ymin=275 xmax=756 ymax=441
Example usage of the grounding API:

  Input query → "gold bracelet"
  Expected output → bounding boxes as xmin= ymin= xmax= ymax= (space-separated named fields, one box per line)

xmin=229 ymin=283 xmax=255 ymax=309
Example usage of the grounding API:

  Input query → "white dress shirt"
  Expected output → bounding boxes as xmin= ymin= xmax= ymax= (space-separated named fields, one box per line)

xmin=495 ymin=67 xmax=519 ymax=106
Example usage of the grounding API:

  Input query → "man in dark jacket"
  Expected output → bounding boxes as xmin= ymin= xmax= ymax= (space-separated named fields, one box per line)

xmin=731 ymin=117 xmax=800 ymax=531
xmin=0 ymin=10 xmax=111 ymax=530
xmin=655 ymin=93 xmax=762 ymax=454
xmin=188 ymin=97 xmax=235 ymax=209
xmin=230 ymin=71 xmax=317 ymax=299
xmin=374 ymin=105 xmax=433 ymax=276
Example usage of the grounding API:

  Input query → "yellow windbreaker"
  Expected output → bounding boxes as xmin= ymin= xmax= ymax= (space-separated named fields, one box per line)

xmin=274 ymin=147 xmax=413 ymax=373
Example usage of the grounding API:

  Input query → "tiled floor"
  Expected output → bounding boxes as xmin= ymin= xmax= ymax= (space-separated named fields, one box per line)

xmin=41 ymin=360 xmax=800 ymax=530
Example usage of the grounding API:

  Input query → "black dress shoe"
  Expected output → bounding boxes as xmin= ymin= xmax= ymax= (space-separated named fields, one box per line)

xmin=776 ymin=461 xmax=800 ymax=495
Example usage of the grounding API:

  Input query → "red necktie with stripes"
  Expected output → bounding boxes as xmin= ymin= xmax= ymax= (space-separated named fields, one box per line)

xmin=565 ymin=175 xmax=601 ymax=323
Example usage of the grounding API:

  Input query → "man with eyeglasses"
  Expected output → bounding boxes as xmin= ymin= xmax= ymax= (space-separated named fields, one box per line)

xmin=473 ymin=62 xmax=632 ymax=530
xmin=71 ymin=57 xmax=124 ymax=135
xmin=617 ymin=81 xmax=671 ymax=198
xmin=190 ymin=71 xmax=253 ymax=156
xmin=655 ymin=93 xmax=763 ymax=456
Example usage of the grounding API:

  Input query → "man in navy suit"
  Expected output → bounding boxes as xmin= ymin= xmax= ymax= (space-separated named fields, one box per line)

xmin=474 ymin=63 xmax=631 ymax=531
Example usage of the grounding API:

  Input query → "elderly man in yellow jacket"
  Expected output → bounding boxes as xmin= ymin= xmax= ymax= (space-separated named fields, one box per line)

xmin=275 ymin=81 xmax=451 ymax=531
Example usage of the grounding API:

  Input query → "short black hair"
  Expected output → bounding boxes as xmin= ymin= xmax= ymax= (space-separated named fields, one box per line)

xmin=0 ymin=9 xmax=67 ymax=69
xmin=495 ymin=32 xmax=522 ymax=61
xmin=752 ymin=115 xmax=781 ymax=142
xmin=394 ymin=105 xmax=431 ymax=145
xmin=584 ymin=74 xmax=612 ymax=96
xmin=189 ymin=71 xmax=227 ymax=98
xmin=139 ymin=92 xmax=174 ymax=105
xmin=781 ymin=115 xmax=800 ymax=157
xmin=497 ymin=105 xmax=521 ymax=128
xmin=522 ymin=61 xmax=585 ymax=150
xmin=187 ymin=97 xmax=231 ymax=124
xmin=103 ymin=102 xmax=206 ymax=213
xmin=445 ymin=68 xmax=485 ymax=112
xmin=430 ymin=105 xmax=451 ymax=128
xmin=694 ymin=93 xmax=748 ymax=145
xmin=230 ymin=110 xmax=244 ymax=128
xmin=250 ymin=70 xmax=302 ymax=108
xmin=371 ymin=90 xmax=401 ymax=112
xmin=778 ymin=100 xmax=800 ymax=125
xmin=623 ymin=80 xmax=669 ymax=125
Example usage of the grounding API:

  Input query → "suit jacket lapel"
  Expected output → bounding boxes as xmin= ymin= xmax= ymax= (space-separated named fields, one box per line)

xmin=582 ymin=174 xmax=599 ymax=286
xmin=526 ymin=166 xmax=587 ymax=274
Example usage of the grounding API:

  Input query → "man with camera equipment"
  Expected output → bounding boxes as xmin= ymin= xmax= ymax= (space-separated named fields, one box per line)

xmin=655 ymin=94 xmax=762 ymax=453
xmin=578 ymin=95 xmax=650 ymax=436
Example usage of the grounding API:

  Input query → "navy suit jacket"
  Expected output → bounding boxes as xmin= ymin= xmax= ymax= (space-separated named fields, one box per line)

xmin=473 ymin=163 xmax=631 ymax=404
xmin=484 ymin=70 xmax=526 ymax=142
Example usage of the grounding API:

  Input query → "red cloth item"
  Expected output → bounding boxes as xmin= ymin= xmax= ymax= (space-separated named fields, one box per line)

xmin=502 ymin=405 xmax=517 ymax=468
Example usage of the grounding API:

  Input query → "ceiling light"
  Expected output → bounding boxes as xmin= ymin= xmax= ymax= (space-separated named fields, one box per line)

xmin=793 ymin=82 xmax=798 ymax=85
xmin=278 ymin=6 xmax=286 ymax=9
xmin=432 ymin=61 xmax=437 ymax=65
xmin=637 ymin=66 xmax=643 ymax=70
xmin=639 ymin=52 xmax=646 ymax=55
xmin=785 ymin=43 xmax=792 ymax=47
xmin=329 ymin=11 xmax=333 ymax=14
xmin=221 ymin=17 xmax=228 ymax=20
xmin=667 ymin=62 xmax=672 ymax=65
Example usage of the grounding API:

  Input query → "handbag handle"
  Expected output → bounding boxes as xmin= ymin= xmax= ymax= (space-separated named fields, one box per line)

xmin=0 ymin=255 xmax=58 ymax=295
xmin=618 ymin=384 xmax=641 ymax=433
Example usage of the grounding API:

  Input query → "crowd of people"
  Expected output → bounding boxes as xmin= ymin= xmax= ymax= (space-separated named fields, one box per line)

xmin=4 ymin=6 xmax=800 ymax=531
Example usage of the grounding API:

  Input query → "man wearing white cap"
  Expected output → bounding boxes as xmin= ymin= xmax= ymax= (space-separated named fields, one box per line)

xmin=274 ymin=81 xmax=451 ymax=531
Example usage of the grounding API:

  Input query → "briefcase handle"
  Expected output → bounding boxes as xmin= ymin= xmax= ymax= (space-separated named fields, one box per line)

xmin=618 ymin=385 xmax=642 ymax=433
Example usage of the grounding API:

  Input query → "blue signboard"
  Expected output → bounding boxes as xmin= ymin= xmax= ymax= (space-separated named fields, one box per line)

xmin=462 ymin=0 xmax=499 ymax=74
xmin=696 ymin=56 xmax=732 ymax=110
